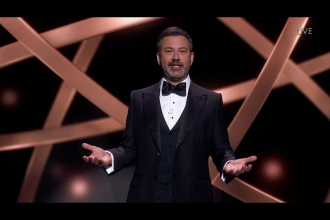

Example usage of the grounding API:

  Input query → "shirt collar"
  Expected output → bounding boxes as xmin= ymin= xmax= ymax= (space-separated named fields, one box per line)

xmin=160 ymin=75 xmax=190 ymax=96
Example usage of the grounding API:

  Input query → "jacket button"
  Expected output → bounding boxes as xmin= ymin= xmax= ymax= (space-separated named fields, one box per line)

xmin=154 ymin=176 xmax=158 ymax=181
xmin=157 ymin=152 xmax=160 ymax=156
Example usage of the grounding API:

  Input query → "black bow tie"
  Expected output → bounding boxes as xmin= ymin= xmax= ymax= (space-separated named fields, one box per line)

xmin=162 ymin=81 xmax=186 ymax=96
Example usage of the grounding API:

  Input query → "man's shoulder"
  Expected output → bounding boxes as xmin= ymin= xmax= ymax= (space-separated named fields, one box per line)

xmin=191 ymin=81 xmax=222 ymax=97
xmin=131 ymin=82 xmax=159 ymax=94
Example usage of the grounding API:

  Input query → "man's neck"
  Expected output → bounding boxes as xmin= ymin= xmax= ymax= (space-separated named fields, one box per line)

xmin=164 ymin=75 xmax=188 ymax=86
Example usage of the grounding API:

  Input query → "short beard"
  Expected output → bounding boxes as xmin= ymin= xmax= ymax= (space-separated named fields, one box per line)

xmin=161 ymin=66 xmax=190 ymax=83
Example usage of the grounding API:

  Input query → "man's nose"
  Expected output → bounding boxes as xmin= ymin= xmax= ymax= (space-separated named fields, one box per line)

xmin=172 ymin=51 xmax=179 ymax=60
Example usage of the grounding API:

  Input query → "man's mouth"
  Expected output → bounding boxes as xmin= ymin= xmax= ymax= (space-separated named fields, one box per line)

xmin=169 ymin=63 xmax=183 ymax=69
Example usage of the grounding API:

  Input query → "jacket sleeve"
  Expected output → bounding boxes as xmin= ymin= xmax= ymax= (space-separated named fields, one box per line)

xmin=210 ymin=93 xmax=236 ymax=183
xmin=106 ymin=91 xmax=137 ymax=175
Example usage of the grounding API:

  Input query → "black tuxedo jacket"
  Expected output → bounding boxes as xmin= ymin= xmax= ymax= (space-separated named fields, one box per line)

xmin=108 ymin=79 xmax=236 ymax=203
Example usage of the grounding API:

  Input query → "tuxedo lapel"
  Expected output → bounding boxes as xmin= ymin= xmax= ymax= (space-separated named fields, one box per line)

xmin=143 ymin=82 xmax=162 ymax=151
xmin=176 ymin=82 xmax=207 ymax=148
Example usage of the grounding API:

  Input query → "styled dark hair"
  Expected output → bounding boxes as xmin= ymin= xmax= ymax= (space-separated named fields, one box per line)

xmin=157 ymin=26 xmax=193 ymax=52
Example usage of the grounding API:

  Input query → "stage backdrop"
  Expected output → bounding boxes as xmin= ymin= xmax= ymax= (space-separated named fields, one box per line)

xmin=0 ymin=17 xmax=329 ymax=203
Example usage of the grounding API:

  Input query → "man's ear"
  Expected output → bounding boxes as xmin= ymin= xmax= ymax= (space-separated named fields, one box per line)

xmin=157 ymin=53 xmax=160 ymax=65
xmin=190 ymin=52 xmax=194 ymax=65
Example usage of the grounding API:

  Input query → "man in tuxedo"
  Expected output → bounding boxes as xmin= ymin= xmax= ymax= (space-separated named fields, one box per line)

xmin=82 ymin=26 xmax=257 ymax=203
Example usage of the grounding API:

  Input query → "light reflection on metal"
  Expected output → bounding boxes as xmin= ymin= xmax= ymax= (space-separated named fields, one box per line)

xmin=211 ymin=166 xmax=285 ymax=203
xmin=0 ymin=17 xmax=128 ymax=125
xmin=0 ymin=17 xmax=164 ymax=68
xmin=231 ymin=17 xmax=308 ymax=150
xmin=211 ymin=17 xmax=309 ymax=203
xmin=17 ymin=35 xmax=105 ymax=203
xmin=215 ymin=52 xmax=330 ymax=105
xmin=299 ymin=52 xmax=330 ymax=75
xmin=0 ymin=117 xmax=124 ymax=151
xmin=217 ymin=17 xmax=330 ymax=120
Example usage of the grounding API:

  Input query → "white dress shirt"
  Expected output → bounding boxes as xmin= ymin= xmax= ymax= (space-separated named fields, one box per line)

xmin=159 ymin=76 xmax=190 ymax=130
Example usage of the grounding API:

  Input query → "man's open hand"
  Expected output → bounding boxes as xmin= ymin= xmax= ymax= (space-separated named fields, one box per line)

xmin=223 ymin=155 xmax=257 ymax=176
xmin=82 ymin=143 xmax=112 ymax=167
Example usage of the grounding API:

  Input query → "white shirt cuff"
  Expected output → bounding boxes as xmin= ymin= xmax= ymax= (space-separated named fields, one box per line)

xmin=221 ymin=160 xmax=233 ymax=181
xmin=104 ymin=151 xmax=114 ymax=174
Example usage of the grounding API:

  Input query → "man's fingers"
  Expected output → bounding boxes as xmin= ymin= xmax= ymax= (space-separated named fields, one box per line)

xmin=246 ymin=164 xmax=252 ymax=172
xmin=83 ymin=155 xmax=94 ymax=161
xmin=83 ymin=155 xmax=100 ymax=164
xmin=82 ymin=143 xmax=94 ymax=150
xmin=247 ymin=155 xmax=257 ymax=161
xmin=82 ymin=155 xmax=89 ymax=162
xmin=245 ymin=155 xmax=257 ymax=163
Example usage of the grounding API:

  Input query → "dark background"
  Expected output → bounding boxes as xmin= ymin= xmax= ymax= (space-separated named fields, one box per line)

xmin=0 ymin=17 xmax=329 ymax=203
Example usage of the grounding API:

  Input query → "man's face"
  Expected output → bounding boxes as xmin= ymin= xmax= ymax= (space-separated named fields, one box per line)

xmin=157 ymin=35 xmax=194 ymax=84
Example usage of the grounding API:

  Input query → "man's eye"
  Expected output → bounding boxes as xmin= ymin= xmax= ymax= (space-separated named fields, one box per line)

xmin=179 ymin=50 xmax=187 ymax=53
xmin=165 ymin=50 xmax=172 ymax=53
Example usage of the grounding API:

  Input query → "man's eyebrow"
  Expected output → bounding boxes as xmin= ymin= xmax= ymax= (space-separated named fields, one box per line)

xmin=163 ymin=47 xmax=188 ymax=50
